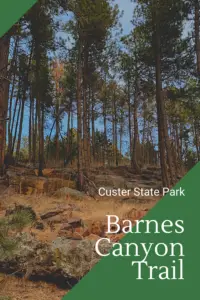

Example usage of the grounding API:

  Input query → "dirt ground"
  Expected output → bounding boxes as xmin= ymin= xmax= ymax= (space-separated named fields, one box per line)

xmin=0 ymin=276 xmax=67 ymax=300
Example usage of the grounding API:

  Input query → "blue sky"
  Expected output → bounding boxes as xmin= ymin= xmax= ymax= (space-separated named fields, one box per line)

xmin=115 ymin=0 xmax=135 ymax=34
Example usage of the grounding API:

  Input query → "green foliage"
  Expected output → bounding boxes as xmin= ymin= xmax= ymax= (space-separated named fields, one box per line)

xmin=133 ymin=0 xmax=194 ymax=81
xmin=7 ymin=210 xmax=35 ymax=231
xmin=0 ymin=210 xmax=34 ymax=254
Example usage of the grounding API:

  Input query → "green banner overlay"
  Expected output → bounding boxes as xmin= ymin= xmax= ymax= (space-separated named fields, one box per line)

xmin=63 ymin=163 xmax=200 ymax=299
xmin=0 ymin=0 xmax=37 ymax=37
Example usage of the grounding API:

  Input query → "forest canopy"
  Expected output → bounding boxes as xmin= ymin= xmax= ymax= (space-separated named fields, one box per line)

xmin=0 ymin=0 xmax=200 ymax=189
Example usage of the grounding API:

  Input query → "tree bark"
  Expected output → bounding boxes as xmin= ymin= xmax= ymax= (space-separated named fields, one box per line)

xmin=153 ymin=7 xmax=169 ymax=187
xmin=127 ymin=77 xmax=132 ymax=159
xmin=8 ymin=36 xmax=19 ymax=153
xmin=77 ymin=38 xmax=84 ymax=190
xmin=82 ymin=46 xmax=90 ymax=173
xmin=55 ymin=99 xmax=60 ymax=162
xmin=195 ymin=0 xmax=200 ymax=76
xmin=29 ymin=90 xmax=33 ymax=163
xmin=0 ymin=34 xmax=10 ymax=174
xmin=91 ymin=89 xmax=95 ymax=161
xmin=12 ymin=97 xmax=21 ymax=155
xmin=132 ymin=79 xmax=141 ymax=174
xmin=15 ymin=92 xmax=25 ymax=160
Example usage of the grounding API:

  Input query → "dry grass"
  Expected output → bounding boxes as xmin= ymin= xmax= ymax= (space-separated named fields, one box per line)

xmin=1 ymin=192 xmax=156 ymax=223
xmin=0 ymin=192 xmax=158 ymax=243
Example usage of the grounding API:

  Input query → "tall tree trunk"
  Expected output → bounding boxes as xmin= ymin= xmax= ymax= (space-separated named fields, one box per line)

xmin=29 ymin=90 xmax=33 ymax=163
xmin=180 ymin=123 xmax=183 ymax=161
xmin=103 ymin=100 xmax=107 ymax=166
xmin=194 ymin=120 xmax=200 ymax=160
xmin=9 ymin=80 xmax=20 ymax=152
xmin=91 ymin=89 xmax=95 ymax=161
xmin=127 ymin=78 xmax=132 ymax=159
xmin=32 ymin=99 xmax=37 ymax=165
xmin=112 ymin=94 xmax=116 ymax=167
xmin=113 ymin=90 xmax=118 ymax=166
xmin=15 ymin=93 xmax=25 ymax=160
xmin=119 ymin=116 xmax=123 ymax=161
xmin=37 ymin=96 xmax=43 ymax=176
xmin=103 ymin=74 xmax=107 ymax=166
xmin=41 ymin=105 xmax=45 ymax=168
xmin=16 ymin=43 xmax=33 ymax=161
xmin=0 ymin=34 xmax=10 ymax=175
xmin=77 ymin=38 xmax=84 ymax=190
xmin=195 ymin=0 xmax=200 ymax=77
xmin=8 ymin=36 xmax=19 ymax=153
xmin=35 ymin=57 xmax=43 ymax=176
xmin=55 ymin=99 xmax=60 ymax=163
xmin=175 ymin=121 xmax=180 ymax=161
xmin=8 ymin=73 xmax=16 ymax=152
xmin=65 ymin=99 xmax=71 ymax=165
xmin=153 ymin=6 xmax=169 ymax=187
xmin=12 ymin=97 xmax=21 ymax=155
xmin=162 ymin=96 xmax=177 ymax=184
xmin=132 ymin=79 xmax=141 ymax=174
xmin=82 ymin=47 xmax=90 ymax=173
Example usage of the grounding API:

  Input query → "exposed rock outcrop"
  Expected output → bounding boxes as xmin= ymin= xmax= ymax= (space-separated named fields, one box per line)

xmin=0 ymin=233 xmax=112 ymax=279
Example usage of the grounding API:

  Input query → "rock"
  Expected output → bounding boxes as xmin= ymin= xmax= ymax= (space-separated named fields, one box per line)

xmin=21 ymin=176 xmax=48 ymax=194
xmin=82 ymin=228 xmax=90 ymax=237
xmin=86 ymin=234 xmax=100 ymax=241
xmin=45 ymin=215 xmax=63 ymax=224
xmin=59 ymin=225 xmax=90 ymax=239
xmin=94 ymin=175 xmax=126 ymax=188
xmin=58 ymin=229 xmax=72 ymax=237
xmin=0 ymin=233 xmax=113 ymax=279
xmin=51 ymin=237 xmax=113 ymax=278
xmin=34 ymin=169 xmax=54 ymax=177
xmin=0 ymin=233 xmax=52 ymax=274
xmin=40 ymin=209 xmax=64 ymax=220
xmin=34 ymin=222 xmax=45 ymax=230
xmin=68 ymin=218 xmax=83 ymax=228
xmin=58 ymin=229 xmax=83 ymax=240
xmin=46 ymin=178 xmax=76 ymax=194
xmin=89 ymin=221 xmax=105 ymax=237
xmin=6 ymin=170 xmax=22 ymax=186
xmin=6 ymin=170 xmax=76 ymax=195
xmin=54 ymin=187 xmax=85 ymax=199
xmin=60 ymin=223 xmax=72 ymax=231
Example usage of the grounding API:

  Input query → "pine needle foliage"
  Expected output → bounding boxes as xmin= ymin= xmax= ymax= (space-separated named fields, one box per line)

xmin=0 ymin=209 xmax=34 ymax=254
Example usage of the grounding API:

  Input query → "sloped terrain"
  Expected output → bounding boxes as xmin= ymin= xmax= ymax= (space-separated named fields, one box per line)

xmin=0 ymin=165 xmax=162 ymax=299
